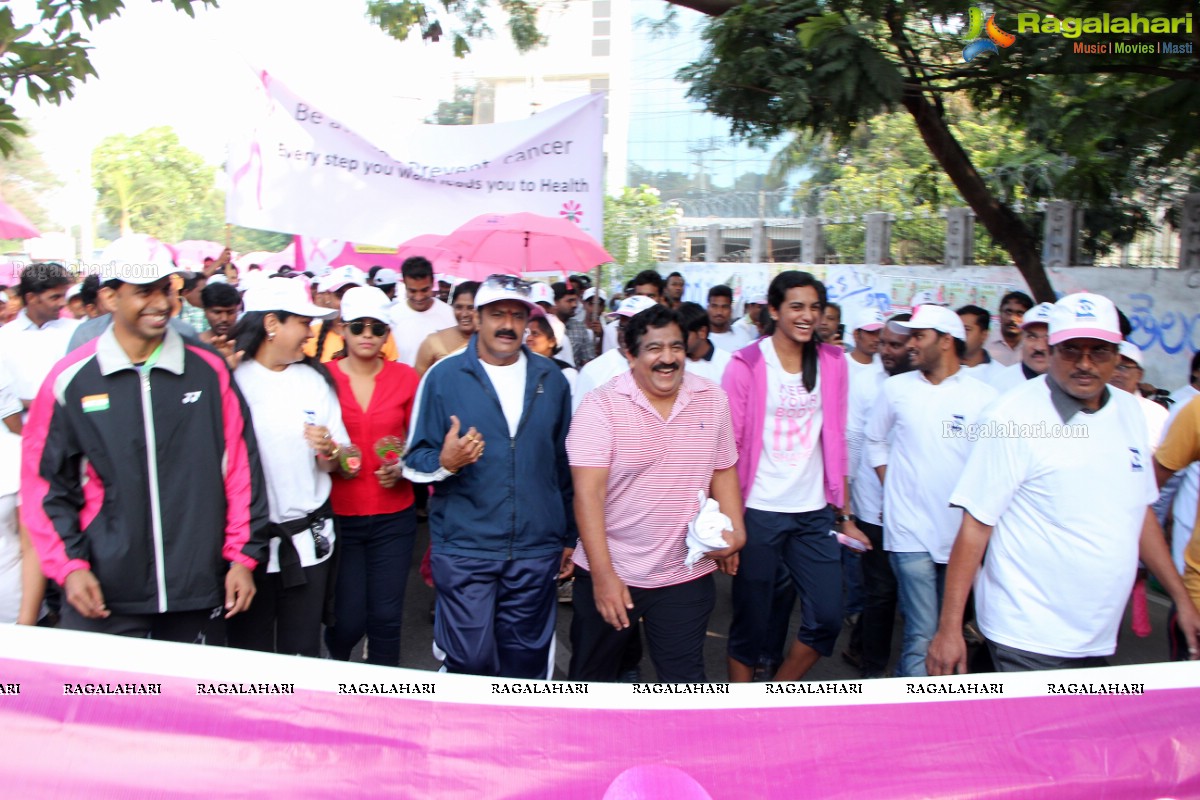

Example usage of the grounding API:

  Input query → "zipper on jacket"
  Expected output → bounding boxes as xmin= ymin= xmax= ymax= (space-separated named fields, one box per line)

xmin=139 ymin=368 xmax=169 ymax=613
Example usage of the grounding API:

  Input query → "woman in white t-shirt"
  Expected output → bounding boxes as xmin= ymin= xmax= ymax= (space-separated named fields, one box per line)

xmin=227 ymin=278 xmax=351 ymax=657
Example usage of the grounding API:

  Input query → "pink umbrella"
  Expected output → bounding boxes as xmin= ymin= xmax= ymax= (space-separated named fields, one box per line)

xmin=393 ymin=234 xmax=513 ymax=282
xmin=0 ymin=198 xmax=39 ymax=240
xmin=440 ymin=212 xmax=613 ymax=276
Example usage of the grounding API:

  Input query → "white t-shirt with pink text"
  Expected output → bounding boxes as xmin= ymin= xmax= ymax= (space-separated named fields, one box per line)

xmin=746 ymin=338 xmax=826 ymax=513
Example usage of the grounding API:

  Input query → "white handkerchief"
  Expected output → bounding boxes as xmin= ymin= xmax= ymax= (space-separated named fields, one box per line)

xmin=686 ymin=490 xmax=732 ymax=568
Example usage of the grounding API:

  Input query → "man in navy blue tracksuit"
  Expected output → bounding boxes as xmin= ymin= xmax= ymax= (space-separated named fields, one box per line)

xmin=405 ymin=276 xmax=576 ymax=678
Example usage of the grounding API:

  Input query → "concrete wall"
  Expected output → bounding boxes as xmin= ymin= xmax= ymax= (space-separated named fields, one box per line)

xmin=661 ymin=262 xmax=1200 ymax=389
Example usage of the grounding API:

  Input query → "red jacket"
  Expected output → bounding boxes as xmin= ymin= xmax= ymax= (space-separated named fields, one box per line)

xmin=329 ymin=359 xmax=419 ymax=516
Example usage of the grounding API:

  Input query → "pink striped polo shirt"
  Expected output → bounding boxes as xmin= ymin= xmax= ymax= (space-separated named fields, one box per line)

xmin=567 ymin=370 xmax=738 ymax=589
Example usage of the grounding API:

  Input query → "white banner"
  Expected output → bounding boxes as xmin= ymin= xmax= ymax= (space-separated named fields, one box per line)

xmin=226 ymin=69 xmax=605 ymax=245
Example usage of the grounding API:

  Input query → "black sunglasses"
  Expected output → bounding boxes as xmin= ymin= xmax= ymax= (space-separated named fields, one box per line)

xmin=311 ymin=522 xmax=331 ymax=559
xmin=347 ymin=320 xmax=388 ymax=337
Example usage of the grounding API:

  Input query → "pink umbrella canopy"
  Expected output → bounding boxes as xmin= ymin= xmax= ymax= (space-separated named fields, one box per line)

xmin=440 ymin=213 xmax=613 ymax=276
xmin=0 ymin=198 xmax=39 ymax=240
xmin=394 ymin=234 xmax=513 ymax=283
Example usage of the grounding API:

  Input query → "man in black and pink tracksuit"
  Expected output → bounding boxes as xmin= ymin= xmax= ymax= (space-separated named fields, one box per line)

xmin=21 ymin=248 xmax=269 ymax=643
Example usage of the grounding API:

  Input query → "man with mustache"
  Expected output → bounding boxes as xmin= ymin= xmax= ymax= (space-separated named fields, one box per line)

xmin=403 ymin=275 xmax=575 ymax=679
xmin=989 ymin=302 xmax=1054 ymax=394
xmin=984 ymin=291 xmax=1033 ymax=366
xmin=198 ymin=281 xmax=241 ymax=349
xmin=929 ymin=293 xmax=1200 ymax=673
xmin=567 ymin=304 xmax=744 ymax=681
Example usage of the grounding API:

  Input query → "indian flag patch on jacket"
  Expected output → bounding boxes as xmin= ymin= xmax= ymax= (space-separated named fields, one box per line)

xmin=81 ymin=394 xmax=110 ymax=413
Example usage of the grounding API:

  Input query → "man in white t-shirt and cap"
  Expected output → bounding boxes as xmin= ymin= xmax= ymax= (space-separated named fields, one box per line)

xmin=865 ymin=304 xmax=997 ymax=677
xmin=928 ymin=292 xmax=1200 ymax=673
xmin=573 ymin=295 xmax=658 ymax=411
xmin=989 ymin=301 xmax=1054 ymax=394
xmin=388 ymin=257 xmax=456 ymax=366
xmin=1110 ymin=341 xmax=1168 ymax=453
xmin=403 ymin=274 xmax=575 ymax=678
xmin=844 ymin=306 xmax=885 ymax=385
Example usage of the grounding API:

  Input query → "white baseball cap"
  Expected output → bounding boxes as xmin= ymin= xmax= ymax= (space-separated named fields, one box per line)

xmin=340 ymin=286 xmax=392 ymax=323
xmin=1048 ymin=293 xmax=1121 ymax=347
xmin=473 ymin=274 xmax=538 ymax=312
xmin=1021 ymin=302 xmax=1055 ymax=329
xmin=65 ymin=282 xmax=83 ymax=301
xmin=607 ymin=295 xmax=659 ymax=320
xmin=529 ymin=282 xmax=555 ymax=306
xmin=317 ymin=265 xmax=366 ymax=294
xmin=849 ymin=306 xmax=886 ymax=332
xmin=746 ymin=293 xmax=768 ymax=305
xmin=1118 ymin=341 xmax=1144 ymax=367
xmin=583 ymin=287 xmax=607 ymax=303
xmin=370 ymin=268 xmax=399 ymax=288
xmin=909 ymin=289 xmax=944 ymax=308
xmin=96 ymin=235 xmax=179 ymax=285
xmin=243 ymin=277 xmax=334 ymax=319
xmin=890 ymin=303 xmax=966 ymax=340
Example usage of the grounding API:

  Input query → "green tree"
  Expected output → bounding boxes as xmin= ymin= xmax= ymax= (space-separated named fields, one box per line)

xmin=0 ymin=1 xmax=215 ymax=157
xmin=426 ymin=86 xmax=476 ymax=125
xmin=92 ymin=126 xmax=215 ymax=241
xmin=368 ymin=0 xmax=1200 ymax=300
xmin=675 ymin=0 xmax=1200 ymax=300
xmin=605 ymin=184 xmax=682 ymax=280
xmin=779 ymin=106 xmax=1059 ymax=265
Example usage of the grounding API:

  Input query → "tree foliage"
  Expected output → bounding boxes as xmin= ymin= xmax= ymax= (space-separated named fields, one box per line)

xmin=426 ymin=85 xmax=476 ymax=125
xmin=677 ymin=0 xmax=1200 ymax=299
xmin=92 ymin=126 xmax=215 ymax=241
xmin=0 ymin=0 xmax=216 ymax=157
xmin=604 ymin=184 xmax=682 ymax=280
xmin=366 ymin=0 xmax=545 ymax=58
xmin=778 ymin=104 xmax=1062 ymax=265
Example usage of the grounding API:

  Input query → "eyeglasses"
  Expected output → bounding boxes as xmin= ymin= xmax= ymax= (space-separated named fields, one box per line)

xmin=1114 ymin=362 xmax=1142 ymax=373
xmin=1055 ymin=342 xmax=1118 ymax=364
xmin=347 ymin=320 xmax=388 ymax=337
xmin=482 ymin=274 xmax=532 ymax=296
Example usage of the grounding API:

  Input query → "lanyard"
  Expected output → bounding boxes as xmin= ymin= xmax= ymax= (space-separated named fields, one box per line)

xmin=138 ymin=342 xmax=165 ymax=376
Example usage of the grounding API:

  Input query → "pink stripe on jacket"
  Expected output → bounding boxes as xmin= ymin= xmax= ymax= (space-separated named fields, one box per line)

xmin=722 ymin=339 xmax=848 ymax=508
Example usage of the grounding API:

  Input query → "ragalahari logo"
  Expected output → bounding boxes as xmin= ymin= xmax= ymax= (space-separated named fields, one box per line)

xmin=961 ymin=6 xmax=1016 ymax=61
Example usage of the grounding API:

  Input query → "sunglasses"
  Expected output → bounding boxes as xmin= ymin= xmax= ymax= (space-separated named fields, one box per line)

xmin=1055 ymin=342 xmax=1117 ymax=364
xmin=346 ymin=320 xmax=388 ymax=337
xmin=482 ymin=274 xmax=533 ymax=296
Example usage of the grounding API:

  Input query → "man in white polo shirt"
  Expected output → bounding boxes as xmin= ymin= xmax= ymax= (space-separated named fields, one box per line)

xmin=989 ymin=301 xmax=1054 ymax=394
xmin=845 ymin=306 xmax=885 ymax=385
xmin=929 ymin=293 xmax=1200 ymax=673
xmin=865 ymin=304 xmax=997 ymax=677
xmin=567 ymin=303 xmax=744 ymax=681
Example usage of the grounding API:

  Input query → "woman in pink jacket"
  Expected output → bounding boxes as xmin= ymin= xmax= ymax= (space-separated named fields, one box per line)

xmin=722 ymin=271 xmax=869 ymax=682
